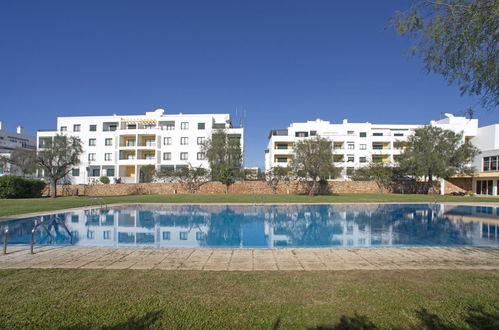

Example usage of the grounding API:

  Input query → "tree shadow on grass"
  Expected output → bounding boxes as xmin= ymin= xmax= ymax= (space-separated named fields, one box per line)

xmin=304 ymin=306 xmax=499 ymax=330
xmin=60 ymin=310 xmax=163 ymax=330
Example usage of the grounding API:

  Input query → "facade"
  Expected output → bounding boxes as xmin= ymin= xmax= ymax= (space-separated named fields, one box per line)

xmin=470 ymin=124 xmax=499 ymax=196
xmin=0 ymin=121 xmax=36 ymax=176
xmin=37 ymin=109 xmax=244 ymax=184
xmin=265 ymin=114 xmax=478 ymax=179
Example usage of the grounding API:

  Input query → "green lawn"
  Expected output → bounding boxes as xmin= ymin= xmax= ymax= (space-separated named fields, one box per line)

xmin=0 ymin=193 xmax=498 ymax=218
xmin=0 ymin=269 xmax=497 ymax=329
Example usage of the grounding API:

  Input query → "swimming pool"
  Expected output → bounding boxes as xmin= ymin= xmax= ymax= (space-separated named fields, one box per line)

xmin=1 ymin=204 xmax=498 ymax=248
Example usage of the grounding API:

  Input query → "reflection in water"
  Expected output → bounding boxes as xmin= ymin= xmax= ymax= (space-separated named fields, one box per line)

xmin=1 ymin=204 xmax=498 ymax=248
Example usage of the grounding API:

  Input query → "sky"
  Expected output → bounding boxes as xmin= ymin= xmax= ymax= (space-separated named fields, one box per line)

xmin=0 ymin=0 xmax=496 ymax=167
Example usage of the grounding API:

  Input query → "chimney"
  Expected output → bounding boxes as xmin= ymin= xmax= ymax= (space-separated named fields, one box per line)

xmin=0 ymin=121 xmax=3 ymax=130
xmin=16 ymin=125 xmax=24 ymax=135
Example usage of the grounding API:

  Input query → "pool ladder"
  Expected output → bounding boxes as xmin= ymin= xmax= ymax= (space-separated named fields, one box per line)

xmin=85 ymin=197 xmax=108 ymax=211
xmin=2 ymin=215 xmax=73 ymax=255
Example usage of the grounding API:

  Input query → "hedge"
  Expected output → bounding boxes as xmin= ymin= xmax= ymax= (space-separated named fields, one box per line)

xmin=0 ymin=176 xmax=46 ymax=199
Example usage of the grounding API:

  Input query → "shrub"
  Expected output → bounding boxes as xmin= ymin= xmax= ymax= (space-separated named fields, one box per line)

xmin=0 ymin=176 xmax=46 ymax=198
xmin=100 ymin=176 xmax=110 ymax=184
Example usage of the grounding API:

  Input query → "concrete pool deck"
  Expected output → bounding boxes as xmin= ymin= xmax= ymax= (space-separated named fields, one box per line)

xmin=1 ymin=246 xmax=498 ymax=271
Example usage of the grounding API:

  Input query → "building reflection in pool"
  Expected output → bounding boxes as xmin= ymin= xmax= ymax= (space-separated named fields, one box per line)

xmin=2 ymin=204 xmax=498 ymax=248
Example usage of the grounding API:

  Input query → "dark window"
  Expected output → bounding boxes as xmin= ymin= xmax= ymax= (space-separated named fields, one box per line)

xmin=359 ymin=132 xmax=366 ymax=137
xmin=295 ymin=131 xmax=308 ymax=137
xmin=359 ymin=157 xmax=367 ymax=163
xmin=373 ymin=132 xmax=383 ymax=136
xmin=347 ymin=156 xmax=354 ymax=162
xmin=106 ymin=168 xmax=115 ymax=177
xmin=277 ymin=157 xmax=288 ymax=163
xmin=71 ymin=168 xmax=80 ymax=177
xmin=89 ymin=125 xmax=97 ymax=131
xmin=394 ymin=133 xmax=404 ymax=137
xmin=127 ymin=124 xmax=136 ymax=129
xmin=162 ymin=232 xmax=171 ymax=240
xmin=310 ymin=130 xmax=317 ymax=136
xmin=197 ymin=123 xmax=205 ymax=130
xmin=91 ymin=168 xmax=100 ymax=177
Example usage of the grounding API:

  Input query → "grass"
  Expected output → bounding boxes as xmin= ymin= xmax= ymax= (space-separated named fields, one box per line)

xmin=0 ymin=193 xmax=498 ymax=218
xmin=0 ymin=269 xmax=497 ymax=329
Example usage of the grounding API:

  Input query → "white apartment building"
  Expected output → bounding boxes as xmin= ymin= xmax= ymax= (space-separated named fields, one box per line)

xmin=37 ymin=109 xmax=244 ymax=184
xmin=470 ymin=124 xmax=499 ymax=196
xmin=265 ymin=113 xmax=479 ymax=179
xmin=0 ymin=121 xmax=36 ymax=176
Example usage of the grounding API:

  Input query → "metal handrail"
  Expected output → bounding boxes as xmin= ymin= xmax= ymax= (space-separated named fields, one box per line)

xmin=30 ymin=215 xmax=73 ymax=254
xmin=86 ymin=197 xmax=108 ymax=210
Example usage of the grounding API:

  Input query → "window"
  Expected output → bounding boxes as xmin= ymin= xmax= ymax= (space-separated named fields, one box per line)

xmin=295 ymin=131 xmax=308 ymax=137
xmin=276 ymin=143 xmax=289 ymax=150
xmin=372 ymin=156 xmax=383 ymax=163
xmin=196 ymin=232 xmax=203 ymax=240
xmin=73 ymin=124 xmax=80 ymax=132
xmin=394 ymin=133 xmax=404 ymax=137
xmin=127 ymin=124 xmax=136 ymax=130
xmin=106 ymin=168 xmax=115 ymax=176
xmin=348 ymin=143 xmax=355 ymax=150
xmin=89 ymin=125 xmax=97 ymax=131
xmin=197 ymin=137 xmax=205 ymax=145
xmin=144 ymin=139 xmax=155 ymax=146
xmin=105 ymin=138 xmax=113 ymax=146
xmin=373 ymin=132 xmax=383 ymax=136
xmin=198 ymin=122 xmax=205 ymax=130
xmin=164 ymin=137 xmax=172 ymax=145
xmin=197 ymin=152 xmax=205 ymax=160
xmin=359 ymin=157 xmax=367 ymax=163
xmin=88 ymin=138 xmax=96 ymax=146
xmin=179 ymin=232 xmax=188 ymax=240
xmin=71 ymin=215 xmax=79 ymax=223
xmin=181 ymin=122 xmax=189 ymax=130
xmin=310 ymin=130 xmax=317 ymax=136
xmin=360 ymin=144 xmax=367 ymax=150
xmin=476 ymin=180 xmax=494 ymax=195
xmin=88 ymin=153 xmax=96 ymax=161
xmin=91 ymin=168 xmax=100 ymax=177
xmin=145 ymin=153 xmax=155 ymax=160
xmin=483 ymin=156 xmax=498 ymax=172
xmin=162 ymin=231 xmax=171 ymax=240
xmin=165 ymin=122 xmax=175 ymax=130
xmin=104 ymin=153 xmax=112 ymax=161
xmin=180 ymin=152 xmax=188 ymax=160
xmin=359 ymin=132 xmax=367 ymax=137
xmin=163 ymin=152 xmax=171 ymax=160
xmin=60 ymin=126 xmax=67 ymax=132
xmin=276 ymin=157 xmax=288 ymax=163
xmin=103 ymin=231 xmax=111 ymax=240
xmin=347 ymin=130 xmax=354 ymax=135
xmin=373 ymin=143 xmax=384 ymax=150
xmin=71 ymin=168 xmax=80 ymax=176
xmin=180 ymin=137 xmax=188 ymax=145
xmin=87 ymin=230 xmax=94 ymax=239
xmin=347 ymin=156 xmax=354 ymax=162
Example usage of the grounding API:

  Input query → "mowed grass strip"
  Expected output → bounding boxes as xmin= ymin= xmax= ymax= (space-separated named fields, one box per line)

xmin=0 ymin=269 xmax=497 ymax=329
xmin=0 ymin=193 xmax=498 ymax=217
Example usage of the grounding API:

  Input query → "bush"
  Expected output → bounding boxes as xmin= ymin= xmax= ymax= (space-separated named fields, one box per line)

xmin=0 ymin=176 xmax=46 ymax=198
xmin=100 ymin=176 xmax=110 ymax=184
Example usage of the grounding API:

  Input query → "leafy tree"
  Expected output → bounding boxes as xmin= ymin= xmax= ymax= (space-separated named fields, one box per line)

xmin=158 ymin=165 xmax=210 ymax=193
xmin=202 ymin=129 xmax=242 ymax=183
xmin=100 ymin=176 xmax=110 ymax=184
xmin=218 ymin=167 xmax=236 ymax=193
xmin=291 ymin=136 xmax=341 ymax=196
xmin=393 ymin=0 xmax=498 ymax=110
xmin=265 ymin=166 xmax=292 ymax=194
xmin=36 ymin=135 xmax=83 ymax=198
xmin=0 ymin=147 xmax=37 ymax=177
xmin=351 ymin=162 xmax=394 ymax=193
xmin=139 ymin=165 xmax=156 ymax=183
xmin=397 ymin=125 xmax=478 ymax=193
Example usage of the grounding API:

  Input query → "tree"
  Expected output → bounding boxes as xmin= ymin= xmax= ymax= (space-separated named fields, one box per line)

xmin=218 ymin=167 xmax=236 ymax=193
xmin=291 ymin=136 xmax=341 ymax=196
xmin=203 ymin=129 xmax=242 ymax=183
xmin=36 ymin=135 xmax=83 ymax=198
xmin=0 ymin=148 xmax=37 ymax=177
xmin=139 ymin=165 xmax=156 ymax=183
xmin=393 ymin=0 xmax=498 ymax=110
xmin=351 ymin=162 xmax=394 ymax=193
xmin=158 ymin=165 xmax=210 ymax=193
xmin=397 ymin=125 xmax=478 ymax=193
xmin=265 ymin=166 xmax=292 ymax=194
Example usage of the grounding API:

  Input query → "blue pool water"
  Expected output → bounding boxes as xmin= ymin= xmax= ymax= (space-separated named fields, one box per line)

xmin=1 ymin=204 xmax=498 ymax=248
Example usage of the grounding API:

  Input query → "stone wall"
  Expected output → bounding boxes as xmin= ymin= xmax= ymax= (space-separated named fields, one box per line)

xmin=444 ymin=178 xmax=473 ymax=194
xmin=43 ymin=180 xmax=384 ymax=197
xmin=43 ymin=179 xmax=465 ymax=197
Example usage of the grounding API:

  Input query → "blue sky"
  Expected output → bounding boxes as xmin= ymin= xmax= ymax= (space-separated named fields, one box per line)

xmin=0 ymin=0 xmax=496 ymax=167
